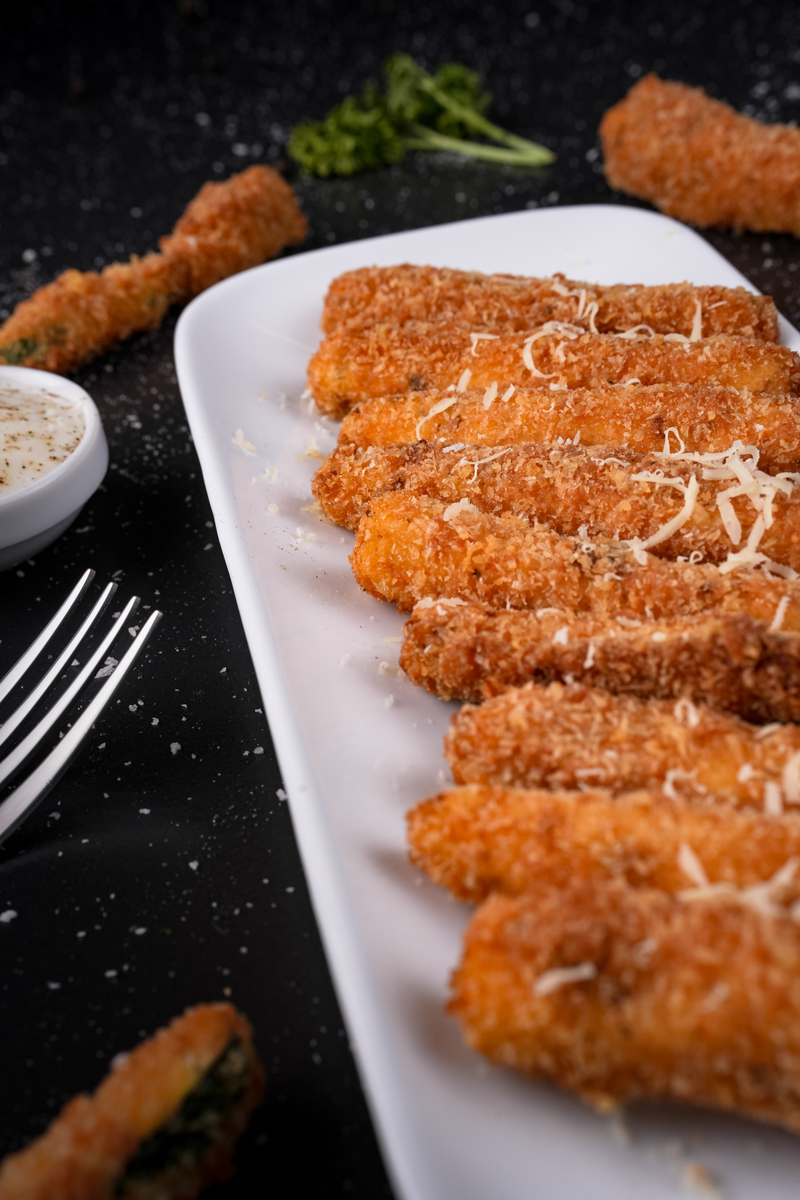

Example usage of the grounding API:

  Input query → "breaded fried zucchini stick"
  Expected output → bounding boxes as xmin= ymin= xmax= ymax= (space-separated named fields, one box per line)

xmin=322 ymin=264 xmax=779 ymax=341
xmin=445 ymin=679 xmax=800 ymax=809
xmin=315 ymin=441 xmax=800 ymax=572
xmin=337 ymin=383 xmax=800 ymax=471
xmin=308 ymin=324 xmax=800 ymax=417
xmin=401 ymin=600 xmax=800 ymax=722
xmin=351 ymin=492 xmax=800 ymax=622
xmin=450 ymin=879 xmax=800 ymax=1131
xmin=0 ymin=165 xmax=307 ymax=375
xmin=0 ymin=1003 xmax=264 ymax=1200
xmin=408 ymin=785 xmax=800 ymax=902
xmin=601 ymin=74 xmax=800 ymax=236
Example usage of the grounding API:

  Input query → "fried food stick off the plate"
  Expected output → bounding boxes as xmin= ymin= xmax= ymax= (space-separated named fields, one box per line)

xmin=601 ymin=74 xmax=800 ymax=236
xmin=321 ymin=264 xmax=779 ymax=341
xmin=0 ymin=165 xmax=307 ymax=375
xmin=0 ymin=1003 xmax=264 ymax=1200
xmin=308 ymin=324 xmax=800 ymax=417
xmin=408 ymin=785 xmax=800 ymax=902
xmin=314 ymin=441 xmax=800 ymax=571
xmin=400 ymin=600 xmax=800 ymax=722
xmin=337 ymin=383 xmax=800 ymax=470
xmin=445 ymin=679 xmax=800 ymax=808
xmin=350 ymin=492 xmax=800 ymax=622
xmin=450 ymin=879 xmax=800 ymax=1132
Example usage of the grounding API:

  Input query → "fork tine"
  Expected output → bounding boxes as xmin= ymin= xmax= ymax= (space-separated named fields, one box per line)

xmin=0 ymin=610 xmax=162 ymax=847
xmin=0 ymin=569 xmax=95 ymax=704
xmin=0 ymin=581 xmax=117 ymax=751
xmin=0 ymin=594 xmax=140 ymax=790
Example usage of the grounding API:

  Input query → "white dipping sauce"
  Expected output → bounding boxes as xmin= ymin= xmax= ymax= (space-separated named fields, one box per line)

xmin=0 ymin=384 xmax=85 ymax=496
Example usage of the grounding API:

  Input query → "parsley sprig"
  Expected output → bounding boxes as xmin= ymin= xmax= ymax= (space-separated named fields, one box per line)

xmin=288 ymin=54 xmax=554 ymax=177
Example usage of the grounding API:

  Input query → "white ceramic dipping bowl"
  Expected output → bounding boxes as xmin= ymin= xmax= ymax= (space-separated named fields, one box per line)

xmin=0 ymin=366 xmax=108 ymax=571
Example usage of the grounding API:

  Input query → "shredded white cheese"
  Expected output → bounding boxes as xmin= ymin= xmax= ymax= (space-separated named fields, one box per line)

xmin=764 ymin=782 xmax=784 ymax=815
xmin=482 ymin=382 xmax=498 ymax=410
xmin=457 ymin=447 xmax=511 ymax=482
xmin=443 ymin=498 xmax=479 ymax=522
xmin=769 ymin=595 xmax=790 ymax=633
xmin=534 ymin=962 xmax=597 ymax=997
xmin=678 ymin=842 xmax=709 ymax=888
xmin=470 ymin=333 xmax=499 ymax=357
xmin=233 ymin=428 xmax=257 ymax=454
xmin=782 ymin=752 xmax=800 ymax=804
xmin=624 ymin=474 xmax=699 ymax=559
xmin=415 ymin=396 xmax=457 ymax=440
xmin=689 ymin=298 xmax=703 ymax=341
xmin=673 ymin=698 xmax=700 ymax=728
xmin=552 ymin=626 xmax=569 ymax=646
xmin=649 ymin=438 xmax=799 ymax=575
xmin=617 ymin=323 xmax=656 ymax=340
xmin=456 ymin=368 xmax=472 ymax=392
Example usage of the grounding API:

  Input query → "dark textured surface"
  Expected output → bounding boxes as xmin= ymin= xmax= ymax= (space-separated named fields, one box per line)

xmin=0 ymin=1 xmax=799 ymax=1195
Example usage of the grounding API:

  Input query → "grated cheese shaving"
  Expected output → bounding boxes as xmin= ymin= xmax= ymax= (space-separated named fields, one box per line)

xmin=552 ymin=626 xmax=569 ymax=645
xmin=673 ymin=698 xmax=700 ymax=728
xmin=764 ymin=782 xmax=784 ymax=815
xmin=664 ymin=769 xmax=704 ymax=800
xmin=664 ymin=331 xmax=691 ymax=344
xmin=617 ymin=323 xmax=656 ymax=340
xmin=520 ymin=323 xmax=584 ymax=378
xmin=482 ymin=382 xmax=498 ymax=410
xmin=233 ymin=428 xmax=257 ymax=454
xmin=583 ymin=642 xmax=595 ymax=668
xmin=457 ymin=447 xmax=511 ymax=482
xmin=769 ymin=595 xmax=790 ymax=633
xmin=534 ymin=961 xmax=597 ymax=996
xmin=415 ymin=396 xmax=457 ymax=440
xmin=470 ymin=333 xmax=499 ymax=357
xmin=651 ymin=438 xmax=798 ymax=574
xmin=501 ymin=384 xmax=516 ymax=403
xmin=782 ymin=752 xmax=800 ymax=804
xmin=415 ymin=595 xmax=466 ymax=609
xmin=624 ymin=474 xmax=699 ymax=557
xmin=689 ymin=298 xmax=703 ymax=341
xmin=443 ymin=498 xmax=479 ymax=522
xmin=678 ymin=842 xmax=709 ymax=888
xmin=456 ymin=368 xmax=472 ymax=392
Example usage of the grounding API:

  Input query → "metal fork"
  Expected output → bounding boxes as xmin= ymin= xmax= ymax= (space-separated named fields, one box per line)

xmin=0 ymin=569 xmax=162 ymax=847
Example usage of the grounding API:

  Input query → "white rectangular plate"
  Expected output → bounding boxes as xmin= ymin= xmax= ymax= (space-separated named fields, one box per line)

xmin=175 ymin=205 xmax=800 ymax=1200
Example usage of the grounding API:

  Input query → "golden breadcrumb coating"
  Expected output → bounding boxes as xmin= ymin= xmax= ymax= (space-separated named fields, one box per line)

xmin=337 ymin=383 xmax=800 ymax=471
xmin=450 ymin=880 xmax=800 ymax=1130
xmin=321 ymin=264 xmax=779 ymax=341
xmin=445 ymin=679 xmax=800 ymax=808
xmin=0 ymin=255 xmax=183 ymax=376
xmin=350 ymin=492 xmax=800 ymax=622
xmin=0 ymin=1003 xmax=264 ymax=1200
xmin=158 ymin=164 xmax=307 ymax=298
xmin=408 ymin=784 xmax=800 ymax=902
xmin=308 ymin=323 xmax=799 ymax=417
xmin=0 ymin=166 xmax=306 ymax=375
xmin=400 ymin=600 xmax=800 ymax=723
xmin=601 ymin=74 xmax=800 ymax=235
xmin=314 ymin=440 xmax=800 ymax=571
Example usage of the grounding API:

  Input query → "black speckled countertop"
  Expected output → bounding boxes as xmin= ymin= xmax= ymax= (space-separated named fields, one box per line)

xmin=1 ymin=1 xmax=799 ymax=1195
